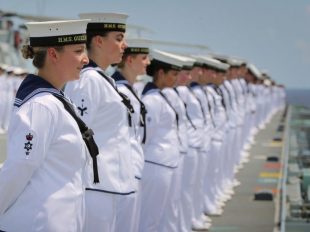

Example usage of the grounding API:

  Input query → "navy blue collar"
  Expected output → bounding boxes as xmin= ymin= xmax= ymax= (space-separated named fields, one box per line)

xmin=142 ymin=82 xmax=159 ymax=96
xmin=111 ymin=70 xmax=128 ymax=84
xmin=190 ymin=82 xmax=200 ymax=88
xmin=207 ymin=83 xmax=218 ymax=88
xmin=14 ymin=74 xmax=65 ymax=107
xmin=83 ymin=59 xmax=98 ymax=69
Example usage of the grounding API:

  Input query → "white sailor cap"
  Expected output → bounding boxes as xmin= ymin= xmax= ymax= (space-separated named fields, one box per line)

xmin=211 ymin=53 xmax=246 ymax=67
xmin=79 ymin=12 xmax=128 ymax=33
xmin=26 ymin=19 xmax=90 ymax=47
xmin=247 ymin=63 xmax=262 ymax=78
xmin=227 ymin=58 xmax=246 ymax=67
xmin=264 ymin=79 xmax=272 ymax=86
xmin=193 ymin=55 xmax=229 ymax=71
xmin=6 ymin=66 xmax=15 ymax=73
xmin=189 ymin=55 xmax=207 ymax=68
xmin=171 ymin=53 xmax=196 ymax=70
xmin=0 ymin=63 xmax=8 ymax=70
xmin=124 ymin=38 xmax=151 ymax=54
xmin=149 ymin=49 xmax=184 ymax=70
xmin=212 ymin=58 xmax=230 ymax=72
xmin=209 ymin=53 xmax=230 ymax=63
xmin=13 ymin=67 xmax=28 ymax=75
xmin=261 ymin=70 xmax=271 ymax=79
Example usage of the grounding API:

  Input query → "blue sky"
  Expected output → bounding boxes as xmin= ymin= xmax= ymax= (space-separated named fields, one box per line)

xmin=1 ymin=0 xmax=310 ymax=89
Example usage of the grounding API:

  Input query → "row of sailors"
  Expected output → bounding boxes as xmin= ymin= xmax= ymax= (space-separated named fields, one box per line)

xmin=0 ymin=14 xmax=286 ymax=232
xmin=0 ymin=64 xmax=27 ymax=134
xmin=65 ymin=44 xmax=286 ymax=231
xmin=129 ymin=49 xmax=285 ymax=231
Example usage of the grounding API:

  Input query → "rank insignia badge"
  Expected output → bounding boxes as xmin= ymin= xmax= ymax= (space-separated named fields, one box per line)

xmin=24 ymin=133 xmax=33 ymax=157
xmin=77 ymin=98 xmax=88 ymax=116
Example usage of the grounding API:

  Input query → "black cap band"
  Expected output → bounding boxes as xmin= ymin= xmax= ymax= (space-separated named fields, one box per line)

xmin=30 ymin=33 xmax=87 ymax=47
xmin=151 ymin=59 xmax=181 ymax=71
xmin=193 ymin=62 xmax=204 ymax=68
xmin=203 ymin=63 xmax=218 ymax=71
xmin=87 ymin=22 xmax=126 ymax=33
xmin=124 ymin=47 xmax=149 ymax=54
xmin=182 ymin=65 xmax=193 ymax=70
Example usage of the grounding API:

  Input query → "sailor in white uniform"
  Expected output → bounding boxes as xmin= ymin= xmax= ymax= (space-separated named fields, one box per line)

xmin=196 ymin=56 xmax=226 ymax=217
xmin=111 ymin=38 xmax=151 ymax=232
xmin=188 ymin=57 xmax=217 ymax=230
xmin=160 ymin=77 xmax=188 ymax=232
xmin=212 ymin=62 xmax=237 ymax=202
xmin=0 ymin=65 xmax=8 ymax=134
xmin=2 ymin=67 xmax=15 ymax=132
xmin=174 ymin=58 xmax=206 ymax=231
xmin=0 ymin=19 xmax=93 ymax=232
xmin=247 ymin=64 xmax=263 ymax=132
xmin=203 ymin=68 xmax=229 ymax=216
xmin=65 ymin=13 xmax=136 ymax=232
xmin=138 ymin=49 xmax=181 ymax=232
xmin=156 ymin=53 xmax=196 ymax=232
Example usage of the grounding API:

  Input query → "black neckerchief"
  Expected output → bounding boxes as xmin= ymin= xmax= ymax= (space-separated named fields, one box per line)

xmin=190 ymin=82 xmax=217 ymax=127
xmin=112 ymin=71 xmax=147 ymax=143
xmin=174 ymin=87 xmax=197 ymax=130
xmin=142 ymin=82 xmax=181 ymax=145
xmin=159 ymin=91 xmax=182 ymax=145
xmin=207 ymin=83 xmax=227 ymax=109
xmin=83 ymin=61 xmax=135 ymax=127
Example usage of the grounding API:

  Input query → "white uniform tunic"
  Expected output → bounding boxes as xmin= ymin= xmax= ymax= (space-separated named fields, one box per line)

xmin=161 ymin=88 xmax=188 ymax=154
xmin=65 ymin=60 xmax=136 ymax=232
xmin=189 ymin=82 xmax=213 ymax=150
xmin=139 ymin=82 xmax=179 ymax=232
xmin=65 ymin=60 xmax=135 ymax=194
xmin=203 ymin=84 xmax=228 ymax=212
xmin=189 ymin=82 xmax=213 ymax=221
xmin=0 ymin=74 xmax=87 ymax=232
xmin=141 ymin=83 xmax=180 ymax=168
xmin=111 ymin=71 xmax=145 ymax=181
xmin=159 ymin=87 xmax=187 ymax=232
xmin=175 ymin=86 xmax=204 ymax=149
xmin=111 ymin=70 xmax=145 ymax=232
xmin=175 ymin=85 xmax=204 ymax=230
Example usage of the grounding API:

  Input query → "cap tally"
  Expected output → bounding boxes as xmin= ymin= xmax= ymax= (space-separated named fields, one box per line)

xmin=79 ymin=12 xmax=128 ymax=34
xmin=26 ymin=19 xmax=90 ymax=47
xmin=124 ymin=38 xmax=151 ymax=54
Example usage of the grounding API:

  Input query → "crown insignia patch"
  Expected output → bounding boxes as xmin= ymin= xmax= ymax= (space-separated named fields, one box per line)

xmin=24 ymin=132 xmax=34 ymax=157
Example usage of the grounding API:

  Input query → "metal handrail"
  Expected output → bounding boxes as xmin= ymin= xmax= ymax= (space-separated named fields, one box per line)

xmin=279 ymin=106 xmax=292 ymax=232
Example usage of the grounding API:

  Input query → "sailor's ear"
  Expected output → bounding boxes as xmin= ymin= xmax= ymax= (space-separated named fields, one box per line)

xmin=47 ymin=47 xmax=59 ymax=63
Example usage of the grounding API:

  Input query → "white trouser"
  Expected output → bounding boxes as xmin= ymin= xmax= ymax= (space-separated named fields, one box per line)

xmin=127 ymin=179 xmax=142 ymax=232
xmin=84 ymin=191 xmax=117 ymax=232
xmin=138 ymin=162 xmax=174 ymax=232
xmin=178 ymin=148 xmax=198 ymax=232
xmin=160 ymin=154 xmax=184 ymax=232
xmin=193 ymin=149 xmax=208 ymax=221
xmin=204 ymin=140 xmax=222 ymax=213
xmin=114 ymin=189 xmax=138 ymax=232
